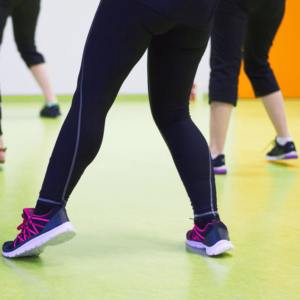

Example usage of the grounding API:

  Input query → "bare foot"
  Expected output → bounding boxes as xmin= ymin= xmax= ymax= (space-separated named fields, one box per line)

xmin=0 ymin=135 xmax=5 ymax=163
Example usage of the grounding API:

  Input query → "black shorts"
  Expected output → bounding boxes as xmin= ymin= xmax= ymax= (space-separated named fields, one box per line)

xmin=0 ymin=0 xmax=45 ymax=67
xmin=209 ymin=0 xmax=285 ymax=106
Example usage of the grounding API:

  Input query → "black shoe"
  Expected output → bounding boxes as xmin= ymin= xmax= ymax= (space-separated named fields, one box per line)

xmin=2 ymin=206 xmax=76 ymax=258
xmin=212 ymin=154 xmax=227 ymax=175
xmin=266 ymin=138 xmax=298 ymax=161
xmin=40 ymin=104 xmax=61 ymax=118
xmin=186 ymin=219 xmax=234 ymax=256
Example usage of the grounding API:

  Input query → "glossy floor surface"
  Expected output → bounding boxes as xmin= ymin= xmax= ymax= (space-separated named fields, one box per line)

xmin=0 ymin=96 xmax=299 ymax=299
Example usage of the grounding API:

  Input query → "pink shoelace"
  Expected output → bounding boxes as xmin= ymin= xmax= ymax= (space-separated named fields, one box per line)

xmin=188 ymin=221 xmax=222 ymax=242
xmin=14 ymin=209 xmax=50 ymax=248
xmin=188 ymin=225 xmax=205 ymax=242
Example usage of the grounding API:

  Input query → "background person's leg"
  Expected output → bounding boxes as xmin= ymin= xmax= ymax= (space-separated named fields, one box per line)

xmin=0 ymin=93 xmax=5 ymax=164
xmin=0 ymin=4 xmax=11 ymax=163
xmin=261 ymin=91 xmax=290 ymax=138
xmin=148 ymin=24 xmax=217 ymax=219
xmin=210 ymin=102 xmax=233 ymax=156
xmin=36 ymin=0 xmax=177 ymax=213
xmin=209 ymin=0 xmax=247 ymax=157
xmin=12 ymin=0 xmax=58 ymax=106
xmin=244 ymin=0 xmax=290 ymax=139
xmin=30 ymin=63 xmax=58 ymax=105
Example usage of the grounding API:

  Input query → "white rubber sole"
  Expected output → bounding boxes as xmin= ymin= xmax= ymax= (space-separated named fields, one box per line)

xmin=186 ymin=239 xmax=234 ymax=256
xmin=266 ymin=151 xmax=298 ymax=161
xmin=2 ymin=222 xmax=76 ymax=258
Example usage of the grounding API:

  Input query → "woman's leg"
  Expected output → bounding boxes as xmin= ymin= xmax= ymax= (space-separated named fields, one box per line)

xmin=12 ymin=0 xmax=59 ymax=115
xmin=261 ymin=91 xmax=290 ymax=138
xmin=30 ymin=63 xmax=58 ymax=105
xmin=148 ymin=24 xmax=234 ymax=254
xmin=35 ymin=0 xmax=177 ymax=213
xmin=244 ymin=0 xmax=290 ymax=138
xmin=209 ymin=0 xmax=247 ymax=158
xmin=209 ymin=102 xmax=233 ymax=156
xmin=0 ymin=93 xmax=5 ymax=163
xmin=0 ymin=5 xmax=12 ymax=163
xmin=148 ymin=24 xmax=217 ymax=220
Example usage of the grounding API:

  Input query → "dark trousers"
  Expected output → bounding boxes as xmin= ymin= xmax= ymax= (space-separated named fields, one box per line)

xmin=0 ymin=0 xmax=44 ymax=67
xmin=209 ymin=0 xmax=285 ymax=106
xmin=38 ymin=0 xmax=218 ymax=216
xmin=0 ymin=0 xmax=45 ymax=135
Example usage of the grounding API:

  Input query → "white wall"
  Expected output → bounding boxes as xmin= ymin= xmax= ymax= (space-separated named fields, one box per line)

xmin=0 ymin=0 xmax=211 ymax=96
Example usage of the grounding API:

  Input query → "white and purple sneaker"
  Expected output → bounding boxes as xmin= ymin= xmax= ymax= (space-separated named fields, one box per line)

xmin=212 ymin=154 xmax=227 ymax=175
xmin=2 ymin=207 xmax=76 ymax=258
xmin=266 ymin=139 xmax=298 ymax=161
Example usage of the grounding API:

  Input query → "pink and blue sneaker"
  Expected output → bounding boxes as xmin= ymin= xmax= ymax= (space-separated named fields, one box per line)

xmin=2 ymin=207 xmax=76 ymax=258
xmin=186 ymin=219 xmax=234 ymax=256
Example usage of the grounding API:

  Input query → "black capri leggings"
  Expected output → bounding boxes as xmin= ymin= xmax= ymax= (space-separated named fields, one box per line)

xmin=0 ymin=0 xmax=45 ymax=135
xmin=209 ymin=0 xmax=285 ymax=106
xmin=0 ymin=0 xmax=45 ymax=67
xmin=38 ymin=0 xmax=218 ymax=217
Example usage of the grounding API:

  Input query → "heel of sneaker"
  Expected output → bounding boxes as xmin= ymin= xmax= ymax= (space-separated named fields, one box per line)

xmin=284 ymin=151 xmax=298 ymax=159
xmin=47 ymin=222 xmax=76 ymax=246
xmin=266 ymin=150 xmax=299 ymax=161
xmin=37 ymin=222 xmax=76 ymax=254
xmin=214 ymin=165 xmax=227 ymax=175
xmin=205 ymin=240 xmax=234 ymax=256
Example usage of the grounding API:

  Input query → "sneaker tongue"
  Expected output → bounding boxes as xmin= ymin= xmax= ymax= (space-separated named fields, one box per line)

xmin=23 ymin=208 xmax=35 ymax=220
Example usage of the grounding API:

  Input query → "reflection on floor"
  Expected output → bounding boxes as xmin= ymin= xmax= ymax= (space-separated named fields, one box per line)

xmin=0 ymin=96 xmax=299 ymax=299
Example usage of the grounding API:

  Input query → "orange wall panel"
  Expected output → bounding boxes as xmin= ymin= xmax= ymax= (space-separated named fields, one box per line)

xmin=238 ymin=0 xmax=300 ymax=98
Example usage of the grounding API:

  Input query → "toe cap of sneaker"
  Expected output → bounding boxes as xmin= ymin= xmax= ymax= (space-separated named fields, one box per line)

xmin=2 ymin=241 xmax=14 ymax=252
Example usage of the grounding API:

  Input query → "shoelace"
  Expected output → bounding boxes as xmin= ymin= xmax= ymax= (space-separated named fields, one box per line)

xmin=188 ymin=225 xmax=205 ymax=242
xmin=14 ymin=213 xmax=49 ymax=247
xmin=17 ymin=214 xmax=28 ymax=231
xmin=262 ymin=139 xmax=276 ymax=153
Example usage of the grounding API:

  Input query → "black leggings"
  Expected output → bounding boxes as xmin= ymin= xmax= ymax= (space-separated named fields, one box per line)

xmin=38 ymin=0 xmax=217 ymax=216
xmin=0 ymin=0 xmax=45 ymax=67
xmin=209 ymin=0 xmax=285 ymax=106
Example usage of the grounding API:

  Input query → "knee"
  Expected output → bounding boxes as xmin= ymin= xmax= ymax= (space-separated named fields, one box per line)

xmin=17 ymin=45 xmax=45 ymax=67
xmin=244 ymin=59 xmax=271 ymax=81
xmin=151 ymin=105 xmax=190 ymax=130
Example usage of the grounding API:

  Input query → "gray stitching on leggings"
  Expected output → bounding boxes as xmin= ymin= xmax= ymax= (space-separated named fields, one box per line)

xmin=207 ymin=144 xmax=216 ymax=216
xmin=61 ymin=3 xmax=102 ymax=203
xmin=38 ymin=198 xmax=61 ymax=205
xmin=194 ymin=211 xmax=218 ymax=218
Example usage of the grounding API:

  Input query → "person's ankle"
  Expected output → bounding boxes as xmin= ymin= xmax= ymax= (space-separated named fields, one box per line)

xmin=34 ymin=199 xmax=61 ymax=215
xmin=211 ymin=153 xmax=224 ymax=160
xmin=46 ymin=102 xmax=58 ymax=107
xmin=276 ymin=136 xmax=293 ymax=146
xmin=194 ymin=213 xmax=220 ymax=229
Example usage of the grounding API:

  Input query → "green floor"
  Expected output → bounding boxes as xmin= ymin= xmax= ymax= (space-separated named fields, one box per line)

xmin=0 ymin=96 xmax=299 ymax=299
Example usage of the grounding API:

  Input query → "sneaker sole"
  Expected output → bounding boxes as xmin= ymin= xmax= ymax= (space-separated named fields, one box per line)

xmin=186 ymin=239 xmax=234 ymax=256
xmin=2 ymin=222 xmax=76 ymax=258
xmin=266 ymin=151 xmax=298 ymax=161
xmin=214 ymin=165 xmax=227 ymax=175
